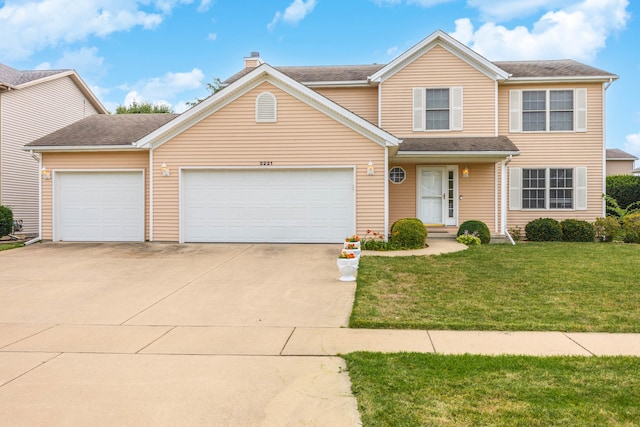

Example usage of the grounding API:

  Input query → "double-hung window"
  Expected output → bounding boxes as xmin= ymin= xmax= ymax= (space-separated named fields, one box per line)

xmin=413 ymin=87 xmax=463 ymax=131
xmin=510 ymin=88 xmax=587 ymax=133
xmin=510 ymin=167 xmax=587 ymax=211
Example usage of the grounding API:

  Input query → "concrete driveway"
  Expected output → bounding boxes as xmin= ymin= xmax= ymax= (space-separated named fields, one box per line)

xmin=0 ymin=242 xmax=361 ymax=426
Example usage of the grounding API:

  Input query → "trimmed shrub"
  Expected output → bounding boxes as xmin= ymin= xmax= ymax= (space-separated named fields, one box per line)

xmin=0 ymin=205 xmax=13 ymax=237
xmin=606 ymin=174 xmax=640 ymax=212
xmin=594 ymin=217 xmax=621 ymax=242
xmin=525 ymin=218 xmax=563 ymax=242
xmin=390 ymin=218 xmax=427 ymax=249
xmin=560 ymin=219 xmax=595 ymax=242
xmin=456 ymin=231 xmax=481 ymax=246
xmin=622 ymin=212 xmax=640 ymax=244
xmin=456 ymin=220 xmax=491 ymax=244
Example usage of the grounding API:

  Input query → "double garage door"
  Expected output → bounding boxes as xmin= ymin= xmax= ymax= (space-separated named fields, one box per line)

xmin=181 ymin=169 xmax=354 ymax=243
xmin=54 ymin=169 xmax=354 ymax=243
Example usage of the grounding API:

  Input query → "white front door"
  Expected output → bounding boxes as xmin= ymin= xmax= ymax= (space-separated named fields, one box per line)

xmin=418 ymin=166 xmax=457 ymax=226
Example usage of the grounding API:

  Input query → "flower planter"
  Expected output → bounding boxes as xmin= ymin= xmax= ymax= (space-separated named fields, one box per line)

xmin=343 ymin=242 xmax=361 ymax=258
xmin=337 ymin=257 xmax=359 ymax=281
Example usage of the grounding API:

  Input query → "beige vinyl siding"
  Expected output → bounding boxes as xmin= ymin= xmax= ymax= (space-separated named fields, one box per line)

xmin=381 ymin=45 xmax=496 ymax=137
xmin=0 ymin=76 xmax=100 ymax=233
xmin=606 ymin=160 xmax=635 ymax=176
xmin=389 ymin=162 xmax=498 ymax=232
xmin=499 ymin=82 xmax=605 ymax=229
xmin=314 ymin=86 xmax=379 ymax=125
xmin=40 ymin=151 xmax=149 ymax=240
xmin=152 ymin=81 xmax=386 ymax=242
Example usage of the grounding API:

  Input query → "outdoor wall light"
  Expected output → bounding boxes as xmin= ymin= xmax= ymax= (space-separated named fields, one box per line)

xmin=41 ymin=166 xmax=51 ymax=180
xmin=161 ymin=162 xmax=170 ymax=177
xmin=367 ymin=160 xmax=375 ymax=176
xmin=462 ymin=165 xmax=469 ymax=178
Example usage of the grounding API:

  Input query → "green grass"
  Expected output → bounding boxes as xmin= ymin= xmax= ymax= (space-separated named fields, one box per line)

xmin=344 ymin=352 xmax=640 ymax=427
xmin=350 ymin=242 xmax=640 ymax=332
xmin=0 ymin=242 xmax=23 ymax=252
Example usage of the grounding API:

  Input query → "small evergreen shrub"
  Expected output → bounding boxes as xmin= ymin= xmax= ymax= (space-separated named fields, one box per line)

xmin=525 ymin=218 xmax=563 ymax=242
xmin=0 ymin=205 xmax=13 ymax=237
xmin=390 ymin=218 xmax=427 ymax=249
xmin=594 ymin=216 xmax=621 ymax=242
xmin=456 ymin=220 xmax=491 ymax=244
xmin=622 ymin=212 xmax=640 ymax=244
xmin=456 ymin=230 xmax=481 ymax=246
xmin=560 ymin=219 xmax=595 ymax=242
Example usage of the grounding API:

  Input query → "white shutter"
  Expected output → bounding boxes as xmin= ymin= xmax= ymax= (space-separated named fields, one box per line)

xmin=256 ymin=92 xmax=277 ymax=122
xmin=575 ymin=167 xmax=587 ymax=210
xmin=451 ymin=86 xmax=463 ymax=131
xmin=575 ymin=89 xmax=587 ymax=132
xmin=509 ymin=167 xmax=522 ymax=210
xmin=509 ymin=90 xmax=522 ymax=133
xmin=412 ymin=88 xmax=425 ymax=131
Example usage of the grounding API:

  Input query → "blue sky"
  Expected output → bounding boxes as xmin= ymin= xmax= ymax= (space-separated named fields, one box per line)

xmin=1 ymin=0 xmax=638 ymax=158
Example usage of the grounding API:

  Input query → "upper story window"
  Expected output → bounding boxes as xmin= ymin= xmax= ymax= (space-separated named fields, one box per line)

xmin=413 ymin=87 xmax=463 ymax=132
xmin=256 ymin=92 xmax=277 ymax=123
xmin=511 ymin=88 xmax=587 ymax=133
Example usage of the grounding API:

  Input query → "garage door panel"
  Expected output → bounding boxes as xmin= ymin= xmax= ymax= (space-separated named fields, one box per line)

xmin=56 ymin=172 xmax=144 ymax=242
xmin=182 ymin=169 xmax=354 ymax=243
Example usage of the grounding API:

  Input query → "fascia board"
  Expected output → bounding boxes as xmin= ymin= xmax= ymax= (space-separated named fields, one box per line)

xmin=370 ymin=30 xmax=509 ymax=83
xmin=263 ymin=67 xmax=400 ymax=147
xmin=24 ymin=145 xmax=146 ymax=153
xmin=396 ymin=150 xmax=520 ymax=157
xmin=502 ymin=75 xmax=619 ymax=84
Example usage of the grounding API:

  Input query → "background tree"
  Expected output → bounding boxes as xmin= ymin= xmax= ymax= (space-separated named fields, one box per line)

xmin=606 ymin=174 xmax=640 ymax=211
xmin=115 ymin=100 xmax=173 ymax=114
xmin=185 ymin=77 xmax=224 ymax=107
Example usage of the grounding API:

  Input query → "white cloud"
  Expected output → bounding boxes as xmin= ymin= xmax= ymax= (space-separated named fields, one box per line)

xmin=207 ymin=32 xmax=217 ymax=41
xmin=451 ymin=0 xmax=630 ymax=61
xmin=407 ymin=0 xmax=455 ymax=6
xmin=53 ymin=46 xmax=106 ymax=77
xmin=120 ymin=68 xmax=205 ymax=110
xmin=386 ymin=46 xmax=399 ymax=56
xmin=0 ymin=0 xmax=201 ymax=62
xmin=624 ymin=133 xmax=640 ymax=158
xmin=268 ymin=0 xmax=316 ymax=30
xmin=466 ymin=0 xmax=574 ymax=22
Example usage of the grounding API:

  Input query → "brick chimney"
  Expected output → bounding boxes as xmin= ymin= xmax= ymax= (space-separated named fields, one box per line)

xmin=244 ymin=52 xmax=264 ymax=69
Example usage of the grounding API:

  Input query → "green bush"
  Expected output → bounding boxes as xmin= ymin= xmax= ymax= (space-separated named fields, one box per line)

xmin=390 ymin=218 xmax=427 ymax=249
xmin=594 ymin=217 xmax=621 ymax=242
xmin=456 ymin=220 xmax=491 ymax=244
xmin=456 ymin=231 xmax=481 ymax=246
xmin=0 ymin=205 xmax=13 ymax=237
xmin=606 ymin=175 xmax=640 ymax=212
xmin=525 ymin=218 xmax=563 ymax=242
xmin=560 ymin=219 xmax=595 ymax=242
xmin=622 ymin=212 xmax=640 ymax=243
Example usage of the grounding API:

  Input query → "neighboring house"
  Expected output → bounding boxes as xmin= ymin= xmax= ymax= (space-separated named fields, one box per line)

xmin=26 ymin=30 xmax=617 ymax=243
xmin=606 ymin=148 xmax=638 ymax=176
xmin=0 ymin=64 xmax=107 ymax=234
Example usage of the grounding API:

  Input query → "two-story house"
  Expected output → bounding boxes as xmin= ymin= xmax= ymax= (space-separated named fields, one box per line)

xmin=26 ymin=30 xmax=616 ymax=243
xmin=1 ymin=64 xmax=107 ymax=235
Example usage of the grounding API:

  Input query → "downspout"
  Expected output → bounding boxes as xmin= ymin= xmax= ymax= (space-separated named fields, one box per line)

xmin=602 ymin=78 xmax=613 ymax=217
xmin=25 ymin=150 xmax=42 ymax=245
xmin=384 ymin=146 xmax=389 ymax=240
xmin=149 ymin=148 xmax=154 ymax=242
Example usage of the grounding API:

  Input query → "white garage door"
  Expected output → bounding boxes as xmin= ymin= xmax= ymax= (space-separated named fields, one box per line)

xmin=55 ymin=171 xmax=144 ymax=242
xmin=182 ymin=169 xmax=354 ymax=243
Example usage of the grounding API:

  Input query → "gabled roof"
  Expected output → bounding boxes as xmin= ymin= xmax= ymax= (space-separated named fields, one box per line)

xmin=0 ymin=63 xmax=107 ymax=114
xmin=26 ymin=114 xmax=178 ymax=151
xmin=370 ymin=30 xmax=510 ymax=83
xmin=497 ymin=59 xmax=618 ymax=82
xmin=137 ymin=63 xmax=400 ymax=149
xmin=606 ymin=148 xmax=638 ymax=161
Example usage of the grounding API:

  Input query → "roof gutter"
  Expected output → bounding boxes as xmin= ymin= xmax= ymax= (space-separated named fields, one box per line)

xmin=396 ymin=150 xmax=520 ymax=157
xmin=24 ymin=145 xmax=148 ymax=153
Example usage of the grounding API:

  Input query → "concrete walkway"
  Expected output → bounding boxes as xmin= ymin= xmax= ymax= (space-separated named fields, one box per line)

xmin=1 ymin=240 xmax=639 ymax=426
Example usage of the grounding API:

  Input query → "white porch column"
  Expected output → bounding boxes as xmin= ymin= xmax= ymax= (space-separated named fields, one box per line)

xmin=500 ymin=159 xmax=507 ymax=234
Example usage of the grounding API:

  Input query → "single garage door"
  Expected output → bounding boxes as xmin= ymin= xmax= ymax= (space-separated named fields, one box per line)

xmin=182 ymin=168 xmax=354 ymax=243
xmin=55 ymin=171 xmax=144 ymax=242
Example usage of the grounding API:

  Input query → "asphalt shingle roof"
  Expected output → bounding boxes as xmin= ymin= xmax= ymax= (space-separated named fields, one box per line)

xmin=0 ymin=63 xmax=70 ymax=87
xmin=606 ymin=148 xmax=638 ymax=160
xmin=26 ymin=114 xmax=179 ymax=147
xmin=493 ymin=59 xmax=616 ymax=78
xmin=399 ymin=136 xmax=519 ymax=153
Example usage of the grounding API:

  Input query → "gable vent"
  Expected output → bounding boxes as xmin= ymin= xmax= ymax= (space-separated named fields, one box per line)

xmin=256 ymin=92 xmax=277 ymax=123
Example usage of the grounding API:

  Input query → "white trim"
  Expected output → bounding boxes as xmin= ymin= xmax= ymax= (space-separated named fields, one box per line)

xmin=388 ymin=166 xmax=407 ymax=184
xmin=500 ymin=160 xmax=507 ymax=233
xmin=495 ymin=163 xmax=499 ymax=233
xmin=25 ymin=145 xmax=144 ymax=152
xmin=384 ymin=148 xmax=389 ymax=240
xmin=370 ymin=30 xmax=509 ymax=83
xmin=396 ymin=151 xmax=520 ymax=157
xmin=149 ymin=150 xmax=154 ymax=242
xmin=494 ymin=81 xmax=499 ymax=136
xmin=53 ymin=169 xmax=145 ymax=242
xmin=136 ymin=64 xmax=400 ymax=150
xmin=502 ymin=76 xmax=618 ymax=84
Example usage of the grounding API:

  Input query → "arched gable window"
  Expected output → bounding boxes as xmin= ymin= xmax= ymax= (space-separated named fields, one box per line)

xmin=256 ymin=92 xmax=277 ymax=123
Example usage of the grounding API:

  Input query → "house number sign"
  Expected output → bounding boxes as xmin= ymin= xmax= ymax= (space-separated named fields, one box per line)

xmin=260 ymin=161 xmax=273 ymax=166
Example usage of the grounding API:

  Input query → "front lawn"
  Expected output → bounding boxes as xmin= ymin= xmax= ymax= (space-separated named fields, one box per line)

xmin=344 ymin=352 xmax=640 ymax=427
xmin=350 ymin=242 xmax=640 ymax=332
xmin=0 ymin=242 xmax=23 ymax=252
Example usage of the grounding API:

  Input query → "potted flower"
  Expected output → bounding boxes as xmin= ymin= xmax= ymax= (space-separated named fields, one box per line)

xmin=337 ymin=251 xmax=359 ymax=282
xmin=343 ymin=235 xmax=361 ymax=255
